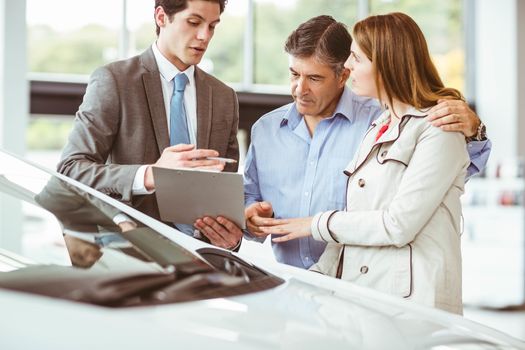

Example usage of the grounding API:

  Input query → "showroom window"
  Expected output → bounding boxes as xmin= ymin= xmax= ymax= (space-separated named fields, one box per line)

xmin=370 ymin=0 xmax=466 ymax=95
xmin=26 ymin=0 xmax=467 ymax=92
xmin=24 ymin=0 xmax=470 ymax=162
xmin=27 ymin=0 xmax=121 ymax=76
xmin=253 ymin=0 xmax=358 ymax=87
xmin=128 ymin=0 xmax=246 ymax=84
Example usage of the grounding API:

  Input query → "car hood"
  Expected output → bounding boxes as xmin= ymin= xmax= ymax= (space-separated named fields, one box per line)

xmin=0 ymin=275 xmax=523 ymax=350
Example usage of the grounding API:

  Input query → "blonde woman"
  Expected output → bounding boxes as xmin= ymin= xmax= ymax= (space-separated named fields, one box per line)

xmin=260 ymin=12 xmax=470 ymax=314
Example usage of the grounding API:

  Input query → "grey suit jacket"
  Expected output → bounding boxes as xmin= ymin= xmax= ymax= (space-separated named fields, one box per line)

xmin=57 ymin=47 xmax=239 ymax=222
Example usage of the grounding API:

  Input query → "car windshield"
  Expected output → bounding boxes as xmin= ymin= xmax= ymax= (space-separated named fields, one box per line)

xmin=0 ymin=150 xmax=283 ymax=307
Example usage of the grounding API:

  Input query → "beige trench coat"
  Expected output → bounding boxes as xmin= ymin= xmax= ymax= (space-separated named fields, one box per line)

xmin=310 ymin=107 xmax=469 ymax=314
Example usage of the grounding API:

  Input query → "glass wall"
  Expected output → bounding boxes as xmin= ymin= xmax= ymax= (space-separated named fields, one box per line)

xmin=370 ymin=0 xmax=465 ymax=94
xmin=25 ymin=0 xmax=470 ymax=167
xmin=27 ymin=0 xmax=465 ymax=91
xmin=27 ymin=0 xmax=121 ymax=76
xmin=204 ymin=2 xmax=246 ymax=83
xmin=253 ymin=0 xmax=358 ymax=86
xmin=128 ymin=0 xmax=246 ymax=83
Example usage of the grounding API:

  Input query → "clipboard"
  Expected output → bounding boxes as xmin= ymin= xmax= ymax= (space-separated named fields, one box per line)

xmin=152 ymin=167 xmax=246 ymax=229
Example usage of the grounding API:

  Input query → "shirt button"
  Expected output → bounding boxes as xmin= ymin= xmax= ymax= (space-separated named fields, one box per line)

xmin=358 ymin=178 xmax=366 ymax=187
xmin=310 ymin=161 xmax=315 ymax=166
xmin=305 ymin=191 xmax=309 ymax=196
xmin=305 ymin=257 xmax=310 ymax=261
xmin=360 ymin=266 xmax=369 ymax=274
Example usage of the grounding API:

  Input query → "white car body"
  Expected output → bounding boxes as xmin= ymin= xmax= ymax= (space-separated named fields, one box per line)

xmin=0 ymin=149 xmax=523 ymax=350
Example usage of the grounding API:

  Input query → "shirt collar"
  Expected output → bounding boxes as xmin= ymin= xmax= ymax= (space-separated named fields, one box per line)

xmin=152 ymin=42 xmax=195 ymax=86
xmin=280 ymin=86 xmax=354 ymax=129
xmin=333 ymin=87 xmax=355 ymax=122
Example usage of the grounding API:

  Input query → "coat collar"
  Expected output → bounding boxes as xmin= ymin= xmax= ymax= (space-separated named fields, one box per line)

xmin=344 ymin=105 xmax=428 ymax=175
xmin=371 ymin=106 xmax=428 ymax=144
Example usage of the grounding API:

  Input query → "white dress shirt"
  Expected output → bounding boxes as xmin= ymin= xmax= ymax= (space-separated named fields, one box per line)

xmin=132 ymin=42 xmax=198 ymax=195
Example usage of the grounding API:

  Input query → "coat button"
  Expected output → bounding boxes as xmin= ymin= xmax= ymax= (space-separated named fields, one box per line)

xmin=381 ymin=150 xmax=388 ymax=157
xmin=358 ymin=178 xmax=366 ymax=187
xmin=360 ymin=266 xmax=369 ymax=274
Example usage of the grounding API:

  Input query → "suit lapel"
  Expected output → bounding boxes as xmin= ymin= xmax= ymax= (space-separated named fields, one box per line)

xmin=195 ymin=67 xmax=212 ymax=149
xmin=141 ymin=48 xmax=169 ymax=154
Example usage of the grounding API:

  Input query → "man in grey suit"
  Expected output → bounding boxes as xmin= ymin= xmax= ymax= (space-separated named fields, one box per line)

xmin=58 ymin=0 xmax=242 ymax=249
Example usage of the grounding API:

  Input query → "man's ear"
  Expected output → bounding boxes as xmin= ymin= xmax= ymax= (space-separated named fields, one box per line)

xmin=339 ymin=67 xmax=351 ymax=88
xmin=154 ymin=6 xmax=168 ymax=28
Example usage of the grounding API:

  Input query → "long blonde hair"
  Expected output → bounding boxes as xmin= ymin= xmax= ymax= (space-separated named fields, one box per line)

xmin=353 ymin=12 xmax=463 ymax=112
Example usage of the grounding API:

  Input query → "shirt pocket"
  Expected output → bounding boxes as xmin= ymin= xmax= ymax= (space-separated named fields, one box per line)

xmin=325 ymin=156 xmax=351 ymax=209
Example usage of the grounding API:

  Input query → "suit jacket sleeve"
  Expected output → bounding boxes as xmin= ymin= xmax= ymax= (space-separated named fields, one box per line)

xmin=57 ymin=66 xmax=140 ymax=204
xmin=224 ymin=88 xmax=240 ymax=173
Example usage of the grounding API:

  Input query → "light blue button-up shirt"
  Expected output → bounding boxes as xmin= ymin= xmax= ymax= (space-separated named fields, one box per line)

xmin=244 ymin=87 xmax=491 ymax=268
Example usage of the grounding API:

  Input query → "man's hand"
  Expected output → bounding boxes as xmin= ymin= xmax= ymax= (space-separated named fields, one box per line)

xmin=144 ymin=144 xmax=225 ymax=190
xmin=426 ymin=99 xmax=480 ymax=137
xmin=63 ymin=235 xmax=103 ymax=268
xmin=194 ymin=216 xmax=243 ymax=249
xmin=245 ymin=201 xmax=274 ymax=239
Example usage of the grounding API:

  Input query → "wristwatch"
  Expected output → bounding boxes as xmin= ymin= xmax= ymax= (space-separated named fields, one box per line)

xmin=467 ymin=122 xmax=487 ymax=142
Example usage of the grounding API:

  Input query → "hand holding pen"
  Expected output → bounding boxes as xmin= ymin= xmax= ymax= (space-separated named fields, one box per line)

xmin=145 ymin=144 xmax=228 ymax=190
xmin=205 ymin=156 xmax=237 ymax=164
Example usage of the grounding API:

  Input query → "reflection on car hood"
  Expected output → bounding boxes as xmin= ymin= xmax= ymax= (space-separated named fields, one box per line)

xmin=135 ymin=278 xmax=521 ymax=350
xmin=0 ymin=277 xmax=522 ymax=350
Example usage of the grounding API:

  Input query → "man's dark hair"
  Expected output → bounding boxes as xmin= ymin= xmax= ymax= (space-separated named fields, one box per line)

xmin=155 ymin=0 xmax=227 ymax=36
xmin=285 ymin=15 xmax=351 ymax=75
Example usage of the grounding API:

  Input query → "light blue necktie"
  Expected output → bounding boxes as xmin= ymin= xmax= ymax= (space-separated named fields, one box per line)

xmin=170 ymin=73 xmax=195 ymax=236
xmin=170 ymin=73 xmax=190 ymax=146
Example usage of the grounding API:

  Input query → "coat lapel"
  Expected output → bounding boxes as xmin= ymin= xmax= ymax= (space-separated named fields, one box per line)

xmin=345 ymin=107 xmax=428 ymax=175
xmin=195 ymin=67 xmax=212 ymax=149
xmin=345 ymin=111 xmax=389 ymax=174
xmin=140 ymin=48 xmax=169 ymax=154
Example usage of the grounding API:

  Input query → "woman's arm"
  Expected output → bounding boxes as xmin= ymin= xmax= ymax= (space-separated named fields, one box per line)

xmin=263 ymin=126 xmax=470 ymax=247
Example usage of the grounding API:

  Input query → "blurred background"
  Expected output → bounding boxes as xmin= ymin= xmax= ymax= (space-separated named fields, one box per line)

xmin=1 ymin=0 xmax=524 ymax=339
